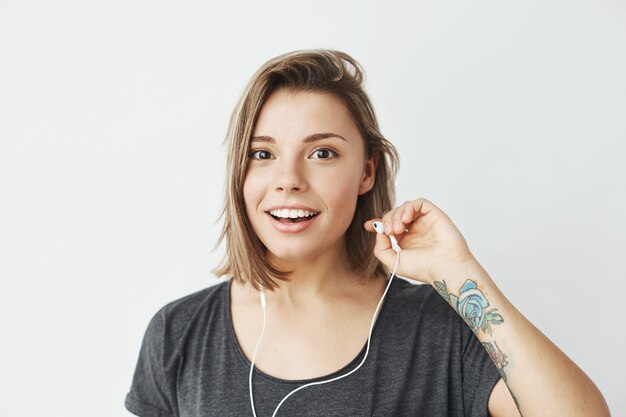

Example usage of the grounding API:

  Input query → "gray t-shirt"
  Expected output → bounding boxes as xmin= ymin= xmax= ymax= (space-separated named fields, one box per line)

xmin=125 ymin=276 xmax=501 ymax=417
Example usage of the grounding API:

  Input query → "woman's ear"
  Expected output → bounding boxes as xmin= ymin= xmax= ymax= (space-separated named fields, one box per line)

xmin=358 ymin=152 xmax=379 ymax=196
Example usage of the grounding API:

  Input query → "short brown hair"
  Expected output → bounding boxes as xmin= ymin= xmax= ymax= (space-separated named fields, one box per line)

xmin=211 ymin=49 xmax=399 ymax=291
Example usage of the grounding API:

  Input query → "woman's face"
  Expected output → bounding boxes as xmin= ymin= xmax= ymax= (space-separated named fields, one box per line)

xmin=243 ymin=88 xmax=376 ymax=264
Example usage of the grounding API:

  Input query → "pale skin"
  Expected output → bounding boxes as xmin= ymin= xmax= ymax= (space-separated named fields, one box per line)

xmin=233 ymin=88 xmax=611 ymax=416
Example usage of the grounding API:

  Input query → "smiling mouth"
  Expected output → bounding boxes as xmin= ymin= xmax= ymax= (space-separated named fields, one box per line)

xmin=268 ymin=212 xmax=320 ymax=223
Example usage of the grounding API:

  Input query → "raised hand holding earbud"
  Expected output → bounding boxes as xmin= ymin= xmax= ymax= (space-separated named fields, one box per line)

xmin=364 ymin=198 xmax=476 ymax=285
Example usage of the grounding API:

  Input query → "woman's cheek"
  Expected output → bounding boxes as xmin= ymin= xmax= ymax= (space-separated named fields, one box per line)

xmin=323 ymin=178 xmax=360 ymax=222
xmin=242 ymin=176 xmax=264 ymax=221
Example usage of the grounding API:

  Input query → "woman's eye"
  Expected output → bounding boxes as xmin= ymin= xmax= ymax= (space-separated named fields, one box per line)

xmin=311 ymin=148 xmax=337 ymax=159
xmin=249 ymin=150 xmax=272 ymax=160
xmin=248 ymin=148 xmax=337 ymax=160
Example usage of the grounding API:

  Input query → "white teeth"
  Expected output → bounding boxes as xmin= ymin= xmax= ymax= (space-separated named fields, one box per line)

xmin=269 ymin=209 xmax=319 ymax=219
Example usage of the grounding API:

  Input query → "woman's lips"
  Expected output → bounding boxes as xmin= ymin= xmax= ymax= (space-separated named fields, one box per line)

xmin=266 ymin=213 xmax=319 ymax=233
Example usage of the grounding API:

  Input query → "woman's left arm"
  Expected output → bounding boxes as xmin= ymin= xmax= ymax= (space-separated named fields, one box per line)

xmin=365 ymin=198 xmax=611 ymax=417
xmin=430 ymin=256 xmax=611 ymax=417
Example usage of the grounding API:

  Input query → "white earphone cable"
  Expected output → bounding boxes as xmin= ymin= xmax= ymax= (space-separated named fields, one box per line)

xmin=249 ymin=285 xmax=267 ymax=417
xmin=249 ymin=250 xmax=401 ymax=417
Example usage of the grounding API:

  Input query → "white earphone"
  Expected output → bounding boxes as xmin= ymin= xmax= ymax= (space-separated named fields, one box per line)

xmin=249 ymin=220 xmax=401 ymax=417
xmin=372 ymin=221 xmax=402 ymax=254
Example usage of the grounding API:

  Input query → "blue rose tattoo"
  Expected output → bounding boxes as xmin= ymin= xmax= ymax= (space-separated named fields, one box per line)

xmin=434 ymin=279 xmax=504 ymax=336
xmin=433 ymin=279 xmax=519 ymax=414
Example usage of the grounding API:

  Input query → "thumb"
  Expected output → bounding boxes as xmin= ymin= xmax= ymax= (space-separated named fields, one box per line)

xmin=374 ymin=231 xmax=398 ymax=267
xmin=364 ymin=220 xmax=398 ymax=267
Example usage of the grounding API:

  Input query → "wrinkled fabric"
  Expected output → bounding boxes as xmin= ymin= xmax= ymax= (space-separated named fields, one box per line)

xmin=125 ymin=276 xmax=501 ymax=417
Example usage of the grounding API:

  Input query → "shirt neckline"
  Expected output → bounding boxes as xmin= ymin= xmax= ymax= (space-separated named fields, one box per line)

xmin=224 ymin=276 xmax=395 ymax=385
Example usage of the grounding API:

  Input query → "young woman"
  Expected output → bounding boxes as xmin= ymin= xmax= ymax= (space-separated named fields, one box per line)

xmin=125 ymin=49 xmax=611 ymax=417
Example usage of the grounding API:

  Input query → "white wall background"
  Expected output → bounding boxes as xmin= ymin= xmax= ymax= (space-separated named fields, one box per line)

xmin=1 ymin=0 xmax=624 ymax=415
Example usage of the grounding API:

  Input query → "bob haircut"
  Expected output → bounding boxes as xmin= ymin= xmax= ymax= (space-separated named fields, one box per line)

xmin=212 ymin=48 xmax=400 ymax=291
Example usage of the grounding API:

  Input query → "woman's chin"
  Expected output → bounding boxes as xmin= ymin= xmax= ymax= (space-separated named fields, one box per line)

xmin=266 ymin=247 xmax=318 ymax=264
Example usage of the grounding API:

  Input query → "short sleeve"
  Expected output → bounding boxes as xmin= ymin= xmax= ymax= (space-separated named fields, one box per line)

xmin=125 ymin=308 xmax=177 ymax=417
xmin=460 ymin=324 xmax=502 ymax=417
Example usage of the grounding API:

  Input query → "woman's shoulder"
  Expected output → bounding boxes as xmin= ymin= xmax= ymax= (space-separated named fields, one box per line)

xmin=140 ymin=280 xmax=229 ymax=352
xmin=151 ymin=279 xmax=229 ymax=331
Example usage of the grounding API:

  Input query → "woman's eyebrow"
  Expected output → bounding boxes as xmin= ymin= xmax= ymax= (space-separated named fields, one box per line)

xmin=251 ymin=132 xmax=347 ymax=143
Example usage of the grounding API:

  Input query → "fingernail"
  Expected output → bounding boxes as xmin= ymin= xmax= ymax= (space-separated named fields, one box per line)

xmin=394 ymin=220 xmax=401 ymax=232
xmin=384 ymin=222 xmax=391 ymax=233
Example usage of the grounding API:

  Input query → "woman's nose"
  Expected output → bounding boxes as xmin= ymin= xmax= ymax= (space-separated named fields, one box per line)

xmin=273 ymin=159 xmax=307 ymax=192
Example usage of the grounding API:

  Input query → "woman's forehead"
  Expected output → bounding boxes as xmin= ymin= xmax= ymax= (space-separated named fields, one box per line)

xmin=252 ymin=89 xmax=360 ymax=143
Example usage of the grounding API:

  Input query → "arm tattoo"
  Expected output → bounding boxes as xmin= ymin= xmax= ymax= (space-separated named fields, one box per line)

xmin=435 ymin=279 xmax=524 ymax=416
xmin=482 ymin=340 xmax=509 ymax=382
xmin=433 ymin=279 xmax=503 ymax=336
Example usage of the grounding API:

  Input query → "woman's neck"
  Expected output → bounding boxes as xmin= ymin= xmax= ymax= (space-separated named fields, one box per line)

xmin=266 ymin=249 xmax=360 ymax=308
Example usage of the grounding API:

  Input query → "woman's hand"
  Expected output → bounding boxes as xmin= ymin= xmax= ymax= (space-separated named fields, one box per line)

xmin=364 ymin=198 xmax=476 ymax=285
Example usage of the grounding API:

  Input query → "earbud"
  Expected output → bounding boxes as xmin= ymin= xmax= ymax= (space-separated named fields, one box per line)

xmin=372 ymin=221 xmax=402 ymax=253
xmin=372 ymin=221 xmax=385 ymax=234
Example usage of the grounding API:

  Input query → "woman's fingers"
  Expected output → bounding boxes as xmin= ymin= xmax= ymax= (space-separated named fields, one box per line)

xmin=382 ymin=198 xmax=437 ymax=234
xmin=385 ymin=201 xmax=413 ymax=234
xmin=363 ymin=219 xmax=384 ymax=233
xmin=394 ymin=202 xmax=413 ymax=233
xmin=402 ymin=204 xmax=413 ymax=223
xmin=365 ymin=198 xmax=436 ymax=235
